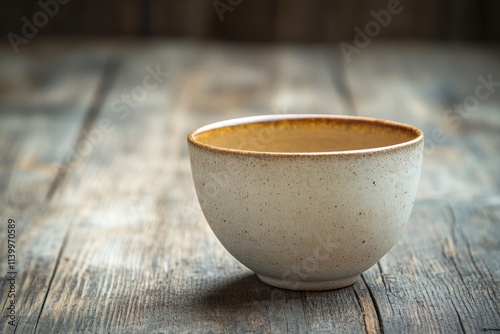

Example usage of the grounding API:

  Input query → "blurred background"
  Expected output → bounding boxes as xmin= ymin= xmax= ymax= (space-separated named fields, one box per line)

xmin=1 ymin=0 xmax=500 ymax=43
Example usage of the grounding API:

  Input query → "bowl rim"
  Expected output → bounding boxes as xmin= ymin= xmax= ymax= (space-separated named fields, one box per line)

xmin=187 ymin=114 xmax=424 ymax=156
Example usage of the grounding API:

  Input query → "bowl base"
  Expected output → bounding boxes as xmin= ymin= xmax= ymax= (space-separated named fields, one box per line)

xmin=256 ymin=274 xmax=360 ymax=291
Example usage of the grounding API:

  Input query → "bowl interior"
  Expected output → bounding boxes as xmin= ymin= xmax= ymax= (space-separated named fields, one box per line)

xmin=190 ymin=116 xmax=422 ymax=153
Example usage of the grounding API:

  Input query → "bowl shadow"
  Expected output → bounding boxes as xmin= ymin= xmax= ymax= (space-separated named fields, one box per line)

xmin=163 ymin=271 xmax=365 ymax=331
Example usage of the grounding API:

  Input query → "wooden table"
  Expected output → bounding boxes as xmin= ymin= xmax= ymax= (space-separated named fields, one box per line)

xmin=0 ymin=39 xmax=499 ymax=333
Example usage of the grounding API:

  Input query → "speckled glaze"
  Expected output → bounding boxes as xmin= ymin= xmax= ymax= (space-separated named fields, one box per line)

xmin=188 ymin=115 xmax=424 ymax=291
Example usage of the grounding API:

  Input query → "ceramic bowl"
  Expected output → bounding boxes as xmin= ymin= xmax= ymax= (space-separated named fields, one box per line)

xmin=187 ymin=114 xmax=423 ymax=290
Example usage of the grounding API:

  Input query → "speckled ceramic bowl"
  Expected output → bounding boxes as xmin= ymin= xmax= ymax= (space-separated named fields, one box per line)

xmin=188 ymin=114 xmax=423 ymax=290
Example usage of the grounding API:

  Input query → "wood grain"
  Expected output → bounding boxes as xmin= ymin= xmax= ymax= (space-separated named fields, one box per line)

xmin=342 ymin=43 xmax=500 ymax=201
xmin=0 ymin=39 xmax=116 ymax=333
xmin=0 ymin=39 xmax=499 ymax=333
xmin=20 ymin=40 xmax=370 ymax=333
xmin=343 ymin=43 xmax=500 ymax=333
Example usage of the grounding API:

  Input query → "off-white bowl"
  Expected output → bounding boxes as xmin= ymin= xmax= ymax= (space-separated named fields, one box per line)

xmin=188 ymin=115 xmax=423 ymax=290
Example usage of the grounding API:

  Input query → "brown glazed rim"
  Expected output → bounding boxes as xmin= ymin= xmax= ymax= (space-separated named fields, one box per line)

xmin=187 ymin=114 xmax=424 ymax=156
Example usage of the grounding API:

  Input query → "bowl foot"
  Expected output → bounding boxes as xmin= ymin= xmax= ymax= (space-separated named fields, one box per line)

xmin=256 ymin=274 xmax=360 ymax=291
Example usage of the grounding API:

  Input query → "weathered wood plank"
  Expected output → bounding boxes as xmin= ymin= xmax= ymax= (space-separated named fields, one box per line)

xmin=0 ymin=40 xmax=115 ymax=333
xmin=27 ymin=41 xmax=376 ymax=333
xmin=180 ymin=44 xmax=350 ymax=126
xmin=0 ymin=40 xmax=498 ymax=333
xmin=343 ymin=43 xmax=500 ymax=333
xmin=30 ymin=41 xmax=200 ymax=333
xmin=271 ymin=45 xmax=350 ymax=115
xmin=363 ymin=200 xmax=500 ymax=333
xmin=342 ymin=43 xmax=500 ymax=201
